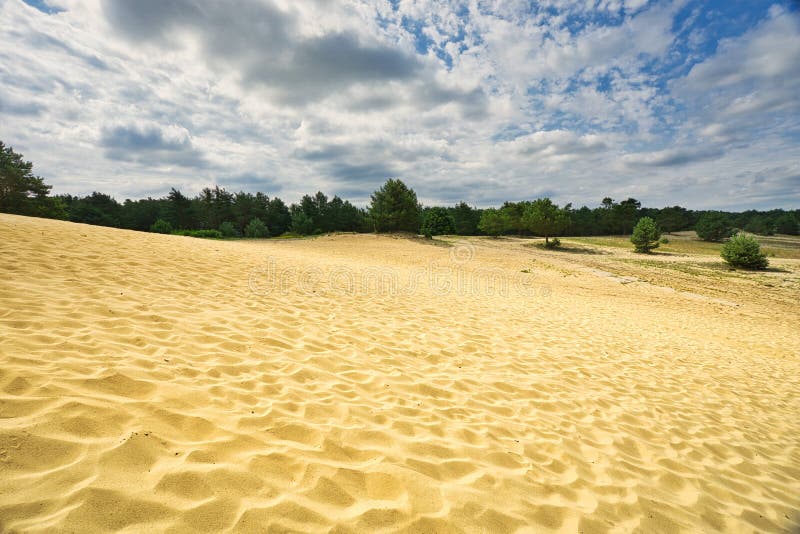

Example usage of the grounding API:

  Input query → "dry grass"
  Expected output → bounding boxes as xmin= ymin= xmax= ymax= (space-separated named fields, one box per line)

xmin=565 ymin=231 xmax=800 ymax=259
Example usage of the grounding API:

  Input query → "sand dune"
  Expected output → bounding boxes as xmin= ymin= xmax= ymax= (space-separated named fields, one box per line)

xmin=1 ymin=213 xmax=799 ymax=532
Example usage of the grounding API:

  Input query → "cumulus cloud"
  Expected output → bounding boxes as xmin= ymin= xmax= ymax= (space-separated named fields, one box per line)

xmin=100 ymin=0 xmax=485 ymax=112
xmin=672 ymin=5 xmax=800 ymax=144
xmin=622 ymin=146 xmax=725 ymax=168
xmin=100 ymin=123 xmax=207 ymax=168
xmin=0 ymin=0 xmax=798 ymax=209
xmin=508 ymin=130 xmax=609 ymax=158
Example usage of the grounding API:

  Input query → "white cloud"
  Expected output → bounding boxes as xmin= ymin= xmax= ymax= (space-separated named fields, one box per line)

xmin=0 ymin=0 xmax=798 ymax=209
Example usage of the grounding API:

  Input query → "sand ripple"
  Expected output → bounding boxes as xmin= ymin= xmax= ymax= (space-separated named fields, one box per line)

xmin=1 ymin=214 xmax=799 ymax=532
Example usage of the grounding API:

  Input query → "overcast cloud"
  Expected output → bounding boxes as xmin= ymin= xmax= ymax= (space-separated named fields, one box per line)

xmin=0 ymin=0 xmax=798 ymax=209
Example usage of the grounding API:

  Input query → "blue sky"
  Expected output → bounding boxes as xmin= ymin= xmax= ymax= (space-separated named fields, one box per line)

xmin=1 ymin=0 xmax=798 ymax=209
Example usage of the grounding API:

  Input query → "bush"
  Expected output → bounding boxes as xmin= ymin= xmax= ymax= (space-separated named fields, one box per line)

xmin=244 ymin=217 xmax=270 ymax=238
xmin=150 ymin=218 xmax=173 ymax=234
xmin=721 ymin=233 xmax=768 ymax=269
xmin=544 ymin=237 xmax=561 ymax=248
xmin=659 ymin=237 xmax=669 ymax=244
xmin=631 ymin=217 xmax=661 ymax=253
xmin=173 ymin=229 xmax=223 ymax=239
xmin=695 ymin=211 xmax=733 ymax=242
xmin=421 ymin=207 xmax=455 ymax=237
xmin=219 ymin=221 xmax=238 ymax=238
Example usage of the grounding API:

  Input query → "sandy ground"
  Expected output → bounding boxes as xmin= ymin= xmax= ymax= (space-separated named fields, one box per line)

xmin=1 ymin=213 xmax=799 ymax=533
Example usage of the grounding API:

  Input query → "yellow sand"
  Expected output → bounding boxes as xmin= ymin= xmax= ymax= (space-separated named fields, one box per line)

xmin=1 ymin=213 xmax=799 ymax=533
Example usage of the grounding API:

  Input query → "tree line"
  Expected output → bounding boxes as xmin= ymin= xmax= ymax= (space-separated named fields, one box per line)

xmin=2 ymin=141 xmax=798 ymax=240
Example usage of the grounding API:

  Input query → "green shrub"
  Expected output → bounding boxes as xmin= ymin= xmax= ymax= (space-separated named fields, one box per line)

xmin=721 ymin=233 xmax=768 ymax=269
xmin=244 ymin=217 xmax=270 ymax=238
xmin=421 ymin=207 xmax=455 ymax=237
xmin=150 ymin=218 xmax=173 ymax=234
xmin=544 ymin=237 xmax=561 ymax=248
xmin=631 ymin=217 xmax=661 ymax=253
xmin=659 ymin=237 xmax=669 ymax=244
xmin=219 ymin=221 xmax=238 ymax=238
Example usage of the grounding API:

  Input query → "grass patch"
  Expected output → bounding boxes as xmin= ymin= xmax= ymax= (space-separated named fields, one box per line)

xmin=566 ymin=232 xmax=800 ymax=259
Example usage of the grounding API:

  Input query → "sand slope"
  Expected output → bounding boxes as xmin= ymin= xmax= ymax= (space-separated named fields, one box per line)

xmin=1 ymin=213 xmax=799 ymax=533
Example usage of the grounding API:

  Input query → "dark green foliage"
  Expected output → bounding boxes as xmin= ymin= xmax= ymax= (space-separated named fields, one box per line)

xmin=289 ymin=191 xmax=364 ymax=234
xmin=173 ymin=229 xmax=223 ymax=239
xmin=326 ymin=196 xmax=365 ymax=232
xmin=695 ymin=211 xmax=733 ymax=241
xmin=659 ymin=237 xmax=669 ymax=244
xmin=230 ymin=191 xmax=266 ymax=235
xmin=3 ymin=144 xmax=797 ymax=245
xmin=657 ymin=205 xmax=691 ymax=233
xmin=631 ymin=217 xmax=661 ymax=253
xmin=244 ymin=218 xmax=269 ymax=238
xmin=421 ymin=207 xmax=455 ymax=237
xmin=219 ymin=221 xmax=238 ymax=237
xmin=743 ymin=215 xmax=774 ymax=235
xmin=286 ymin=191 xmax=364 ymax=235
xmin=196 ymin=186 xmax=235 ymax=230
xmin=452 ymin=202 xmax=481 ymax=235
xmin=612 ymin=198 xmax=642 ymax=234
xmin=775 ymin=214 xmax=799 ymax=235
xmin=368 ymin=179 xmax=421 ymax=232
xmin=66 ymin=192 xmax=122 ymax=227
xmin=500 ymin=201 xmax=527 ymax=235
xmin=0 ymin=142 xmax=66 ymax=219
xmin=721 ymin=233 xmax=768 ymax=269
xmin=150 ymin=218 xmax=173 ymax=234
xmin=521 ymin=198 xmax=571 ymax=245
xmin=264 ymin=197 xmax=291 ymax=235
xmin=121 ymin=197 xmax=167 ymax=231
xmin=290 ymin=210 xmax=316 ymax=235
xmin=477 ymin=208 xmax=509 ymax=236
xmin=567 ymin=206 xmax=598 ymax=236
xmin=166 ymin=188 xmax=194 ymax=229
xmin=295 ymin=191 xmax=327 ymax=232
xmin=592 ymin=197 xmax=643 ymax=234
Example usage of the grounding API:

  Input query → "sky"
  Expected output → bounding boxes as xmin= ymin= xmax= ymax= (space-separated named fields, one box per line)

xmin=0 ymin=0 xmax=798 ymax=210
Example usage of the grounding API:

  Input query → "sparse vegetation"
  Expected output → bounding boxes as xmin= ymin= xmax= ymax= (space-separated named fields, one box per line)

xmin=545 ymin=237 xmax=561 ymax=249
xmin=721 ymin=233 xmax=768 ymax=270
